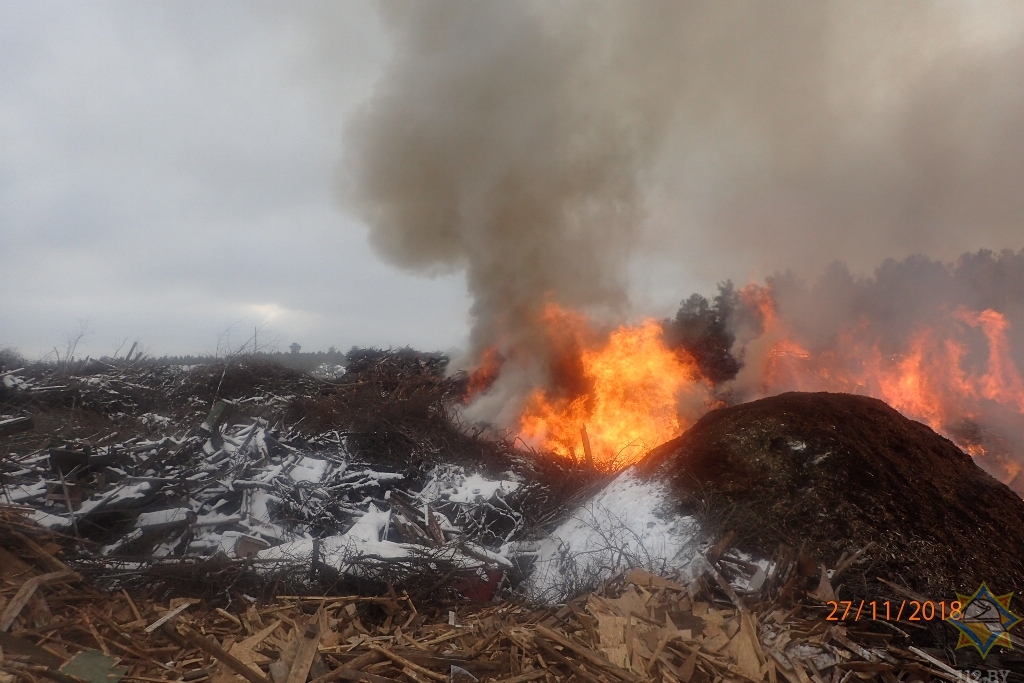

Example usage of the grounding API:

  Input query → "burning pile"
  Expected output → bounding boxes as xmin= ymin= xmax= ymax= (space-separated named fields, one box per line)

xmin=513 ymin=305 xmax=712 ymax=471
xmin=461 ymin=251 xmax=1024 ymax=496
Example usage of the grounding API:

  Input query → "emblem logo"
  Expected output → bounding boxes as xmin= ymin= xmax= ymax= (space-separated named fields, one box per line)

xmin=946 ymin=583 xmax=1022 ymax=658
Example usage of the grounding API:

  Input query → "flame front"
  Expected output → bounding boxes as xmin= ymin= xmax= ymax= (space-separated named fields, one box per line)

xmin=745 ymin=284 xmax=1024 ymax=486
xmin=517 ymin=305 xmax=707 ymax=471
xmin=750 ymin=287 xmax=1024 ymax=429
xmin=466 ymin=288 xmax=1024 ymax=487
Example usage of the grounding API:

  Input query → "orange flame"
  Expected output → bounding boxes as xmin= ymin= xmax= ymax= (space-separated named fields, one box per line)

xmin=958 ymin=308 xmax=1024 ymax=412
xmin=465 ymin=346 xmax=503 ymax=401
xmin=747 ymin=285 xmax=1024 ymax=477
xmin=517 ymin=303 xmax=708 ymax=471
xmin=467 ymin=287 xmax=1024 ymax=484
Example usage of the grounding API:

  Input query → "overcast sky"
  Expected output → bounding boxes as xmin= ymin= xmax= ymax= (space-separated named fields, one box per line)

xmin=4 ymin=2 xmax=1024 ymax=361
xmin=1 ymin=1 xmax=477 ymax=359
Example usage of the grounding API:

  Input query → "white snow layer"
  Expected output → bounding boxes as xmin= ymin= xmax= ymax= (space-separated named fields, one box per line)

xmin=523 ymin=469 xmax=705 ymax=603
xmin=287 ymin=456 xmax=331 ymax=483
xmin=417 ymin=465 xmax=520 ymax=505
xmin=448 ymin=473 xmax=520 ymax=503
xmin=257 ymin=504 xmax=413 ymax=570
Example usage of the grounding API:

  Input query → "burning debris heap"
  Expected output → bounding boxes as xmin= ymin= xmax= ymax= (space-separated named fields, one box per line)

xmin=467 ymin=252 xmax=1024 ymax=493
xmin=5 ymin=352 xmax=1024 ymax=678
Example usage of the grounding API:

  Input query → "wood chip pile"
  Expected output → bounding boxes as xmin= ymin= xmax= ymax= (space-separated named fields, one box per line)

xmin=4 ymin=507 xmax=1009 ymax=683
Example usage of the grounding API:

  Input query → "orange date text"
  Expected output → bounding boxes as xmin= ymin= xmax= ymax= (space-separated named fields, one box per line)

xmin=825 ymin=600 xmax=962 ymax=622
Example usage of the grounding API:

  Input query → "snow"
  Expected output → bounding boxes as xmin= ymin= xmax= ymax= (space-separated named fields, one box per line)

xmin=311 ymin=363 xmax=346 ymax=380
xmin=448 ymin=473 xmax=520 ymax=503
xmin=288 ymin=456 xmax=331 ymax=483
xmin=193 ymin=513 xmax=242 ymax=527
xmin=463 ymin=542 xmax=513 ymax=568
xmin=2 ymin=373 xmax=30 ymax=390
xmin=244 ymin=490 xmax=278 ymax=525
xmin=256 ymin=504 xmax=414 ymax=569
xmin=103 ymin=482 xmax=153 ymax=504
xmin=417 ymin=465 xmax=520 ymax=505
xmin=523 ymin=469 xmax=704 ymax=603
xmin=140 ymin=413 xmax=173 ymax=427
xmin=343 ymin=504 xmax=392 ymax=544
xmin=30 ymin=509 xmax=72 ymax=530
xmin=135 ymin=507 xmax=190 ymax=528
xmin=2 ymin=481 xmax=47 ymax=503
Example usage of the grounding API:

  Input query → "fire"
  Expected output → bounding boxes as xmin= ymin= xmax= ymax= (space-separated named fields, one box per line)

xmin=466 ymin=286 xmax=1024 ymax=483
xmin=747 ymin=284 xmax=1024 ymax=477
xmin=517 ymin=304 xmax=707 ymax=471
xmin=958 ymin=308 xmax=1024 ymax=412
xmin=465 ymin=346 xmax=503 ymax=400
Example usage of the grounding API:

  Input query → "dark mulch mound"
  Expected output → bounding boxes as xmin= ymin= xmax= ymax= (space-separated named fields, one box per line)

xmin=637 ymin=391 xmax=1024 ymax=600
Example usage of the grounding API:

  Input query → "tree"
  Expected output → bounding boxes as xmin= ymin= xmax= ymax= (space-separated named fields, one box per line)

xmin=665 ymin=281 xmax=740 ymax=384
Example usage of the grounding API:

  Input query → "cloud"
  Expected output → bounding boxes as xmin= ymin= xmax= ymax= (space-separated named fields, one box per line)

xmin=0 ymin=1 xmax=470 ymax=358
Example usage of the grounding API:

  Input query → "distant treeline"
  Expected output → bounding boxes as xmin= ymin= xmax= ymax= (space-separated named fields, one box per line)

xmin=153 ymin=348 xmax=348 ymax=373
xmin=0 ymin=346 xmax=349 ymax=374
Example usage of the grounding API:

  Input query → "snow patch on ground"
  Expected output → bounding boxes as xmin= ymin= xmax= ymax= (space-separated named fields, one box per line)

xmin=257 ymin=504 xmax=414 ymax=570
xmin=449 ymin=473 xmax=520 ymax=503
xmin=523 ymin=469 xmax=704 ymax=603
xmin=417 ymin=465 xmax=520 ymax=505
xmin=287 ymin=456 xmax=331 ymax=483
xmin=140 ymin=413 xmax=173 ymax=428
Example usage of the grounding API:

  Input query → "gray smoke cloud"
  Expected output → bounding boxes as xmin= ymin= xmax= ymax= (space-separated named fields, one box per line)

xmin=341 ymin=1 xmax=1024 ymax=403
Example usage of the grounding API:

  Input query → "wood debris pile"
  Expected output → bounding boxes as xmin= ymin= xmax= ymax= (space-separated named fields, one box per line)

xmin=2 ymin=355 xmax=551 ymax=600
xmin=4 ymin=506 xmax=1013 ymax=683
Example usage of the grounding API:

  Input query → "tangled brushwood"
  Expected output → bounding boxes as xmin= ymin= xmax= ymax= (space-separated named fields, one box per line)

xmin=0 ymin=352 xmax=598 ymax=605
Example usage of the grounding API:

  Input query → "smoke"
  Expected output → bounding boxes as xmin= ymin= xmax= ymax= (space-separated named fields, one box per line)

xmin=341 ymin=1 xmax=1024 ymax=421
xmin=343 ymin=3 xmax=675 ymax=354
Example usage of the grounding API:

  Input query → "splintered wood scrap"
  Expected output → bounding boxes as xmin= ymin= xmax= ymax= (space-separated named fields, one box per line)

xmin=215 ymin=609 xmax=242 ymax=628
xmin=365 ymin=645 xmax=446 ymax=682
xmin=0 ymin=512 xmax=966 ymax=683
xmin=239 ymin=620 xmax=282 ymax=650
xmin=311 ymin=666 xmax=399 ymax=683
xmin=172 ymin=623 xmax=271 ymax=683
xmin=534 ymin=624 xmax=639 ymax=683
xmin=144 ymin=602 xmax=194 ymax=633
xmin=0 ymin=571 xmax=78 ymax=633
xmin=285 ymin=624 xmax=321 ymax=683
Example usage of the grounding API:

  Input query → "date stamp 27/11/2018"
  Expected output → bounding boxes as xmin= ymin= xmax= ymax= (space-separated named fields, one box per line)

xmin=827 ymin=583 xmax=1022 ymax=661
xmin=825 ymin=599 xmax=961 ymax=622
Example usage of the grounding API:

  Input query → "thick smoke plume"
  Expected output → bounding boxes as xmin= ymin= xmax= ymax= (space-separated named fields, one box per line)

xmin=342 ymin=1 xmax=1024 ymax=424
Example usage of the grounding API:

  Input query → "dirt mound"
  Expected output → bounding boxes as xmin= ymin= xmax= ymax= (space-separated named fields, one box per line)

xmin=636 ymin=391 xmax=1024 ymax=599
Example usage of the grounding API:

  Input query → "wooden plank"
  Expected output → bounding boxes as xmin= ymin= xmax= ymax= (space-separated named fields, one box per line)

xmin=0 ymin=570 xmax=77 ymax=632
xmin=580 ymin=425 xmax=595 ymax=469
xmin=310 ymin=668 xmax=400 ymax=683
xmin=366 ymin=645 xmax=446 ymax=683
xmin=533 ymin=624 xmax=640 ymax=682
xmin=0 ymin=417 xmax=34 ymax=437
xmin=285 ymin=625 xmax=321 ymax=683
xmin=145 ymin=602 xmax=194 ymax=633
xmin=173 ymin=624 xmax=271 ymax=683
xmin=238 ymin=620 xmax=282 ymax=650
xmin=489 ymin=672 xmax=547 ymax=683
